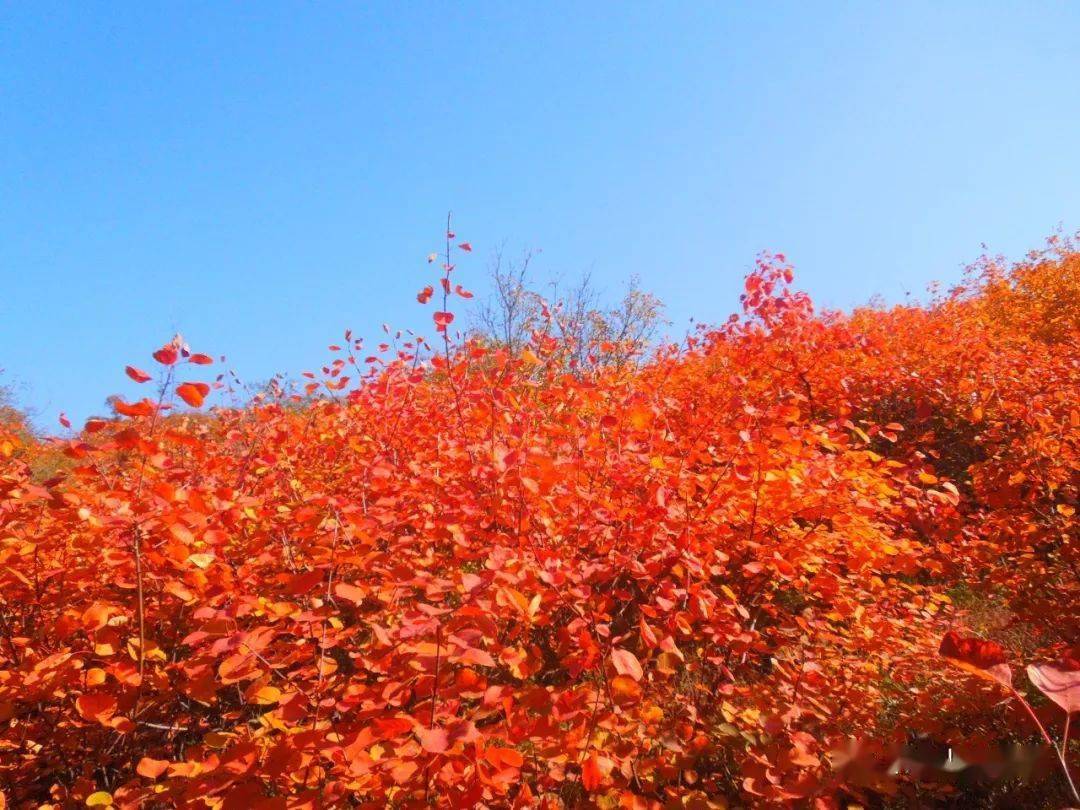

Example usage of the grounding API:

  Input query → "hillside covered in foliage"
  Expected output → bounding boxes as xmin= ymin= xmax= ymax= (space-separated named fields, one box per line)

xmin=0 ymin=235 xmax=1078 ymax=808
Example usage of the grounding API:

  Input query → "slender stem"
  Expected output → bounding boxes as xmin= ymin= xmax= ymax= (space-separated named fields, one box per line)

xmin=1010 ymin=688 xmax=1080 ymax=803
xmin=430 ymin=622 xmax=442 ymax=728
xmin=131 ymin=362 xmax=174 ymax=712
xmin=423 ymin=622 xmax=443 ymax=803
xmin=133 ymin=525 xmax=146 ymax=684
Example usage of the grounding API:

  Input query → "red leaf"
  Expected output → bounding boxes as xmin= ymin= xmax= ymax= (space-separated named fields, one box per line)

xmin=188 ymin=353 xmax=213 ymax=365
xmin=417 ymin=286 xmax=434 ymax=305
xmin=611 ymin=648 xmax=643 ymax=681
xmin=454 ymin=284 xmax=474 ymax=299
xmin=176 ymin=382 xmax=210 ymax=408
xmin=939 ymin=632 xmax=1012 ymax=686
xmin=582 ymin=751 xmax=611 ymax=791
xmin=415 ymin=726 xmax=449 ymax=753
xmin=125 ymin=366 xmax=152 ymax=383
xmin=1027 ymin=664 xmax=1080 ymax=714
xmin=458 ymin=242 xmax=472 ymax=252
xmin=58 ymin=412 xmax=71 ymax=429
xmin=153 ymin=346 xmax=178 ymax=365
xmin=287 ymin=570 xmax=323 ymax=595
xmin=433 ymin=311 xmax=455 ymax=332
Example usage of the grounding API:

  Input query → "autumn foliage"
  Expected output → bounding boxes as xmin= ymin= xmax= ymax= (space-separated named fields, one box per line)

xmin=0 ymin=231 xmax=1078 ymax=808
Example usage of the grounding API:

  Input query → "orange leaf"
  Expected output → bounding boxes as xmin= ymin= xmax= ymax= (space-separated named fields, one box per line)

xmin=114 ymin=398 xmax=156 ymax=418
xmin=247 ymin=685 xmax=282 ymax=706
xmin=76 ymin=693 xmax=118 ymax=724
xmin=333 ymin=582 xmax=366 ymax=605
xmin=176 ymin=382 xmax=210 ymax=408
xmin=610 ymin=674 xmax=642 ymax=703
xmin=136 ymin=757 xmax=170 ymax=779
xmin=485 ymin=746 xmax=524 ymax=769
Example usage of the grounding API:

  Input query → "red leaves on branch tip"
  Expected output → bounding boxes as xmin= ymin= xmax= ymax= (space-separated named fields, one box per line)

xmin=152 ymin=346 xmax=178 ymax=365
xmin=433 ymin=311 xmax=454 ymax=332
xmin=417 ymin=286 xmax=434 ymax=304
xmin=939 ymin=631 xmax=1012 ymax=686
xmin=125 ymin=365 xmax=152 ymax=383
xmin=176 ymin=382 xmax=210 ymax=408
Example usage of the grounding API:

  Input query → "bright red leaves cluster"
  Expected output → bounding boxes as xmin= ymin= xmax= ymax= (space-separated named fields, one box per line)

xmin=0 ymin=236 xmax=1077 ymax=808
xmin=938 ymin=631 xmax=1012 ymax=686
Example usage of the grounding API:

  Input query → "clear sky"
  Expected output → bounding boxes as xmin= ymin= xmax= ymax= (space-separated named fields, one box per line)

xmin=2 ymin=3 xmax=1078 ymax=428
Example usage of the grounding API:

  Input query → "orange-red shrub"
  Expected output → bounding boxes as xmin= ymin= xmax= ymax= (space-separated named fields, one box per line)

xmin=0 ymin=235 xmax=1077 ymax=808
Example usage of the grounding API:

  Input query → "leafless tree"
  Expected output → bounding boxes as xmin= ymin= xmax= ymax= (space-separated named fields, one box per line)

xmin=472 ymin=246 xmax=665 ymax=370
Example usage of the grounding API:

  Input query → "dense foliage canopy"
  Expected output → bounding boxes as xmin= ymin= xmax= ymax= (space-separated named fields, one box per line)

xmin=1 ymin=234 xmax=1077 ymax=808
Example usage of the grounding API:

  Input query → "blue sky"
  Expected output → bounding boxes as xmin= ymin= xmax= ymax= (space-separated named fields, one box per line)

xmin=2 ymin=3 xmax=1078 ymax=428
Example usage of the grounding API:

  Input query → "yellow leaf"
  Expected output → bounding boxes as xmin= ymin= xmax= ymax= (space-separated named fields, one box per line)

xmin=186 ymin=553 xmax=214 ymax=569
xmin=250 ymin=685 xmax=282 ymax=705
